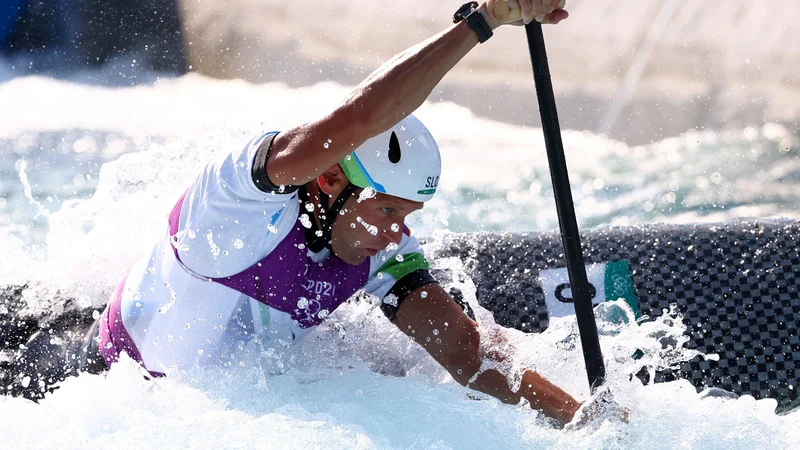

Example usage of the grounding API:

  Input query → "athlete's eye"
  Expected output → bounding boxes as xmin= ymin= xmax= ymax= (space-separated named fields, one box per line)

xmin=382 ymin=207 xmax=394 ymax=215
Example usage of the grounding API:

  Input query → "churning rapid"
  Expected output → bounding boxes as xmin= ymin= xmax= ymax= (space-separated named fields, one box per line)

xmin=1 ymin=74 xmax=799 ymax=449
xmin=2 ymin=0 xmax=800 ymax=447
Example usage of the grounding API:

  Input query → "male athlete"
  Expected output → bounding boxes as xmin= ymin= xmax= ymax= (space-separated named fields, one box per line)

xmin=7 ymin=0 xmax=582 ymax=426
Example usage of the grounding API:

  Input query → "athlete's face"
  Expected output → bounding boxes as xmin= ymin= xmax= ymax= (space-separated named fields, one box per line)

xmin=331 ymin=189 xmax=424 ymax=265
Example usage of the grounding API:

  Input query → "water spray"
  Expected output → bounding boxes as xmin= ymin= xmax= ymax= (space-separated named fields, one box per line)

xmin=494 ymin=0 xmax=606 ymax=392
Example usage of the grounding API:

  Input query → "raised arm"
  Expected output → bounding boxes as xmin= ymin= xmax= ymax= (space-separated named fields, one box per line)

xmin=393 ymin=283 xmax=581 ymax=426
xmin=266 ymin=0 xmax=568 ymax=188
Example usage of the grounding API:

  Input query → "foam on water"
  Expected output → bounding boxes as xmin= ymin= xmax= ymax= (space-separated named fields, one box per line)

xmin=2 ymin=75 xmax=800 ymax=447
xmin=2 ymin=292 xmax=799 ymax=448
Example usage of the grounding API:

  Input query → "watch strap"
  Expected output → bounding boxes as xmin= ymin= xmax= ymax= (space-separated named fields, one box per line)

xmin=453 ymin=1 xmax=493 ymax=43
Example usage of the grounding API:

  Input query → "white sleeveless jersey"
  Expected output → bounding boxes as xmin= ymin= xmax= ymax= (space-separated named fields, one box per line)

xmin=98 ymin=132 xmax=431 ymax=375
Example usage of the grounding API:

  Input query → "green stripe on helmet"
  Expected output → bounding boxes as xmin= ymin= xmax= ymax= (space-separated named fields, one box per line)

xmin=340 ymin=154 xmax=372 ymax=189
xmin=376 ymin=253 xmax=429 ymax=281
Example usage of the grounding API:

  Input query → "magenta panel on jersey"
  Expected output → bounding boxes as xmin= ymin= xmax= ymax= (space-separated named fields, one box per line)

xmin=98 ymin=275 xmax=163 ymax=376
xmin=168 ymin=190 xmax=371 ymax=328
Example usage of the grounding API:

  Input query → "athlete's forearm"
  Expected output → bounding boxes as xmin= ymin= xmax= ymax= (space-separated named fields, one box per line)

xmin=268 ymin=17 xmax=486 ymax=187
xmin=469 ymin=368 xmax=581 ymax=426
xmin=394 ymin=283 xmax=580 ymax=425
xmin=267 ymin=1 xmax=569 ymax=187
xmin=341 ymin=19 xmax=482 ymax=139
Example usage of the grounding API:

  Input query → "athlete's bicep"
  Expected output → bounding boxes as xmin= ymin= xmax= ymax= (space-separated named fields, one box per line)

xmin=393 ymin=283 xmax=481 ymax=382
xmin=266 ymin=108 xmax=377 ymax=188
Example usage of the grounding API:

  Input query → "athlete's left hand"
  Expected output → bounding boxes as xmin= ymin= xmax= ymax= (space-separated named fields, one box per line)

xmin=566 ymin=386 xmax=631 ymax=430
xmin=481 ymin=0 xmax=569 ymax=28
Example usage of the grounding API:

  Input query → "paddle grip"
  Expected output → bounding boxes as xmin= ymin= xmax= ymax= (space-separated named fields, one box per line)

xmin=492 ymin=0 xmax=566 ymax=24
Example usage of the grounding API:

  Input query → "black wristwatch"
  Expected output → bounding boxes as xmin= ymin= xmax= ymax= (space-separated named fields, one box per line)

xmin=453 ymin=1 xmax=493 ymax=43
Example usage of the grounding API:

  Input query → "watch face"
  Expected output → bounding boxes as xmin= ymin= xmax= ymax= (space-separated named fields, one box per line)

xmin=455 ymin=1 xmax=476 ymax=19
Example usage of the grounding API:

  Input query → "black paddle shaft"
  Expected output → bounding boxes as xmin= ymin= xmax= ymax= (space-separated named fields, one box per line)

xmin=524 ymin=22 xmax=606 ymax=391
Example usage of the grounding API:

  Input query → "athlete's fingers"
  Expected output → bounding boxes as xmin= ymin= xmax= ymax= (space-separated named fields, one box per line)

xmin=534 ymin=0 xmax=566 ymax=22
xmin=533 ymin=0 xmax=550 ymax=23
xmin=538 ymin=0 xmax=549 ymax=21
xmin=517 ymin=0 xmax=533 ymax=24
xmin=540 ymin=8 xmax=568 ymax=24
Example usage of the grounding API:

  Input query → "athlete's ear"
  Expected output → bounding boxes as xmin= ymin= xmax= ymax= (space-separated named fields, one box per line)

xmin=317 ymin=164 xmax=349 ymax=198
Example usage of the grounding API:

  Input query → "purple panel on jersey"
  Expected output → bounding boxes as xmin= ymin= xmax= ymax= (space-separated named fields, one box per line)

xmin=98 ymin=275 xmax=164 ymax=377
xmin=212 ymin=224 xmax=370 ymax=327
xmin=168 ymin=190 xmax=370 ymax=328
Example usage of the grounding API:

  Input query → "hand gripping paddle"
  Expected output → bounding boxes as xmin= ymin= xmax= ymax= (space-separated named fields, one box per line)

xmin=494 ymin=0 xmax=607 ymax=393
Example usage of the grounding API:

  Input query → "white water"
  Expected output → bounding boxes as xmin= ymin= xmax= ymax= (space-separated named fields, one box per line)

xmin=1 ymin=74 xmax=799 ymax=448
xmin=3 ymin=0 xmax=800 ymax=442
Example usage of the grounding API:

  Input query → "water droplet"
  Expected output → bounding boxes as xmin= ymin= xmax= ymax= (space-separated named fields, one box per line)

xmin=395 ymin=254 xmax=404 ymax=262
xmin=197 ymin=349 xmax=204 ymax=356
xmin=391 ymin=223 xmax=400 ymax=232
xmin=92 ymin=310 xmax=100 ymax=320
xmin=233 ymin=239 xmax=244 ymax=249
xmin=377 ymin=272 xmax=384 ymax=279
xmin=433 ymin=329 xmax=439 ymax=335
xmin=357 ymin=187 xmax=377 ymax=203
xmin=405 ymin=137 xmax=415 ymax=146
xmin=383 ymin=294 xmax=398 ymax=306
xmin=350 ymin=222 xmax=356 ymax=228
xmin=399 ymin=125 xmax=406 ymax=131
xmin=300 ymin=214 xmax=312 ymax=228
xmin=305 ymin=203 xmax=315 ymax=212
xmin=184 ymin=323 xmax=191 ymax=330
xmin=318 ymin=309 xmax=329 ymax=319
xmin=267 ymin=224 xmax=279 ymax=233
xmin=420 ymin=291 xmax=428 ymax=298
xmin=297 ymin=297 xmax=309 ymax=309
xmin=356 ymin=216 xmax=378 ymax=235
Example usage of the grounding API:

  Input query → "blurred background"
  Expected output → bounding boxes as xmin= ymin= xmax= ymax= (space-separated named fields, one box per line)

xmin=1 ymin=0 xmax=799 ymax=264
xmin=2 ymin=0 xmax=798 ymax=144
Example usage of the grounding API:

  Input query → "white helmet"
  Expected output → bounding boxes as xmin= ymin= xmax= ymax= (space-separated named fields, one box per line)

xmin=339 ymin=114 xmax=441 ymax=202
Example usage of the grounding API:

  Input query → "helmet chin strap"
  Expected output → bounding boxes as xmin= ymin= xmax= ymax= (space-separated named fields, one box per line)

xmin=300 ymin=182 xmax=359 ymax=254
